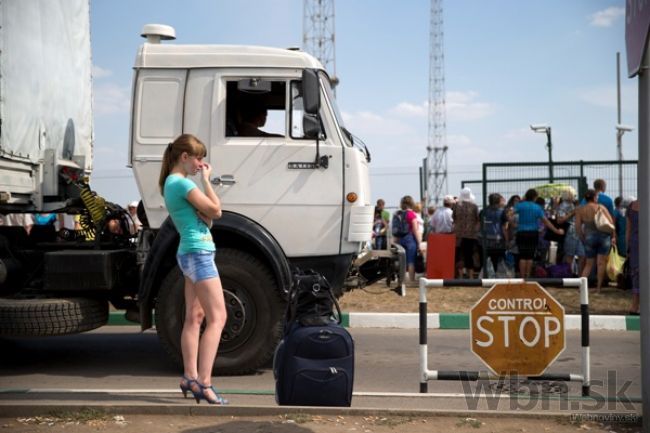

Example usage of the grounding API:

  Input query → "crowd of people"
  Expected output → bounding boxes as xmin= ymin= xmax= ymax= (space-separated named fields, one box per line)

xmin=0 ymin=200 xmax=143 ymax=237
xmin=372 ymin=178 xmax=640 ymax=315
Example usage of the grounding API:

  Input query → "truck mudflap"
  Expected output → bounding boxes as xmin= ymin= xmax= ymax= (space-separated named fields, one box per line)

xmin=344 ymin=244 xmax=406 ymax=295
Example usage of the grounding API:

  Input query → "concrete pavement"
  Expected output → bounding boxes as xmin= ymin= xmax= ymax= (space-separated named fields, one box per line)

xmin=0 ymin=326 xmax=641 ymax=417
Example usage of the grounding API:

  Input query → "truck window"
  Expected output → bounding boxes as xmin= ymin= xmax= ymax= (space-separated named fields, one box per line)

xmin=290 ymin=81 xmax=326 ymax=140
xmin=225 ymin=81 xmax=285 ymax=137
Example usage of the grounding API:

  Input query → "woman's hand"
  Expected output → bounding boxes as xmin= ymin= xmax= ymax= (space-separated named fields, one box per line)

xmin=200 ymin=162 xmax=213 ymax=182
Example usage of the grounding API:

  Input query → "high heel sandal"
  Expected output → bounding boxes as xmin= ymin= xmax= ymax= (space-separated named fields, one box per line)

xmin=179 ymin=375 xmax=197 ymax=399
xmin=191 ymin=382 xmax=229 ymax=405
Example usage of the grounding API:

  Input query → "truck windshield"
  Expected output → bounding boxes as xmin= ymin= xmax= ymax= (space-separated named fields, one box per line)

xmin=319 ymin=72 xmax=370 ymax=162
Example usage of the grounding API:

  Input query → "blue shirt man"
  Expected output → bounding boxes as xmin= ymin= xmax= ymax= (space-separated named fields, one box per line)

xmin=595 ymin=179 xmax=615 ymax=217
xmin=514 ymin=201 xmax=544 ymax=232
xmin=580 ymin=179 xmax=614 ymax=218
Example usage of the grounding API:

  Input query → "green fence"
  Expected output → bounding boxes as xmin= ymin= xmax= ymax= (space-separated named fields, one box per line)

xmin=462 ymin=160 xmax=638 ymax=208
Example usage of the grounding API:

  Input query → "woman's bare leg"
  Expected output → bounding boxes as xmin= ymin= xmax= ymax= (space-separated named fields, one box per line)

xmin=581 ymin=258 xmax=595 ymax=288
xmin=596 ymin=254 xmax=608 ymax=292
xmin=181 ymin=277 xmax=204 ymax=383
xmin=194 ymin=276 xmax=227 ymax=398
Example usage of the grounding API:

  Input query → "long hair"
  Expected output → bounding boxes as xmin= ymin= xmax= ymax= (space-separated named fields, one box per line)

xmin=158 ymin=134 xmax=207 ymax=195
xmin=400 ymin=195 xmax=414 ymax=210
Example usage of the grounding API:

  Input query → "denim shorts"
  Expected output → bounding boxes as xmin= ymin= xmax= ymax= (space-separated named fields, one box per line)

xmin=563 ymin=226 xmax=585 ymax=257
xmin=399 ymin=233 xmax=418 ymax=266
xmin=583 ymin=231 xmax=611 ymax=259
xmin=176 ymin=251 xmax=219 ymax=283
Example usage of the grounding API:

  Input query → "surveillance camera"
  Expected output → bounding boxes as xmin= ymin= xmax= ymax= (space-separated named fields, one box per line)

xmin=616 ymin=124 xmax=634 ymax=132
xmin=530 ymin=124 xmax=549 ymax=132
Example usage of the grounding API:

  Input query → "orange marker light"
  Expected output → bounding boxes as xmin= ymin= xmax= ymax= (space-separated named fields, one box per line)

xmin=346 ymin=192 xmax=358 ymax=203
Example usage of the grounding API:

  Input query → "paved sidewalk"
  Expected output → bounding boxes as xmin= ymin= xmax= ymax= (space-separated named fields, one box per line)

xmin=108 ymin=311 xmax=641 ymax=331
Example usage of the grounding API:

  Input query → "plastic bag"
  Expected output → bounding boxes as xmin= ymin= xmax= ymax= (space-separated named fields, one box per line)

xmin=607 ymin=245 xmax=625 ymax=281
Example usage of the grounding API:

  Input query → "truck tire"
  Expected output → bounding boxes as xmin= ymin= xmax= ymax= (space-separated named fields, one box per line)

xmin=155 ymin=248 xmax=285 ymax=375
xmin=0 ymin=297 xmax=108 ymax=336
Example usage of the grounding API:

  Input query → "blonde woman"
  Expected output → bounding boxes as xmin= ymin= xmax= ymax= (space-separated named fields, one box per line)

xmin=158 ymin=134 xmax=228 ymax=405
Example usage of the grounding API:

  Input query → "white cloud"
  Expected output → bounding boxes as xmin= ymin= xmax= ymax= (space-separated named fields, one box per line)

xmin=92 ymin=65 xmax=113 ymax=79
xmin=589 ymin=6 xmax=625 ymax=28
xmin=388 ymin=92 xmax=495 ymax=123
xmin=446 ymin=91 xmax=496 ymax=122
xmin=341 ymin=110 xmax=415 ymax=137
xmin=390 ymin=101 xmax=428 ymax=118
xmin=93 ymin=82 xmax=130 ymax=115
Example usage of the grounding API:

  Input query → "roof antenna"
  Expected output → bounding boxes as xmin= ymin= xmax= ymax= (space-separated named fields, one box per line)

xmin=140 ymin=24 xmax=176 ymax=44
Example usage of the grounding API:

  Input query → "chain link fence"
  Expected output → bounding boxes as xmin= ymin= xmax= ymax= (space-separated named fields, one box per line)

xmin=461 ymin=160 xmax=638 ymax=208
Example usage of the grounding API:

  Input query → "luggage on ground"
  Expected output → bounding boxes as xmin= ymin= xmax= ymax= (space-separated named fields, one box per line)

xmin=274 ymin=269 xmax=354 ymax=407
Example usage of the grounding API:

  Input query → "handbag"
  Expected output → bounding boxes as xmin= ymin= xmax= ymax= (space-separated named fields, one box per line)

xmin=286 ymin=269 xmax=341 ymax=327
xmin=595 ymin=206 xmax=615 ymax=234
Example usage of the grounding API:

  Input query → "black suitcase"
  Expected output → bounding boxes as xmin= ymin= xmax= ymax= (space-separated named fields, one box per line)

xmin=274 ymin=321 xmax=354 ymax=406
xmin=273 ymin=269 xmax=354 ymax=407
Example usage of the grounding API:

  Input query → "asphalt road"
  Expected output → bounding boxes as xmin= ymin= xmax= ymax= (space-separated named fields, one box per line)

xmin=0 ymin=326 xmax=641 ymax=413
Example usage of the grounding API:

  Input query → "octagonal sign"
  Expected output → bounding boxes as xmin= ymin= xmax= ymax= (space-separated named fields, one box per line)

xmin=470 ymin=282 xmax=565 ymax=376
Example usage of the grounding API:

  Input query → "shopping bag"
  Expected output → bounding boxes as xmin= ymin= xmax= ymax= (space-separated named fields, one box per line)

xmin=606 ymin=245 xmax=625 ymax=281
xmin=595 ymin=206 xmax=615 ymax=234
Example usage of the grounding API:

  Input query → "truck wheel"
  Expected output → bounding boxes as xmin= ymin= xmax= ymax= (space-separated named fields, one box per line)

xmin=0 ymin=297 xmax=108 ymax=336
xmin=155 ymin=248 xmax=284 ymax=375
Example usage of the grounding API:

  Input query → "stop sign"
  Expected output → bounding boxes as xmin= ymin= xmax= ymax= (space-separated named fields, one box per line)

xmin=470 ymin=282 xmax=565 ymax=376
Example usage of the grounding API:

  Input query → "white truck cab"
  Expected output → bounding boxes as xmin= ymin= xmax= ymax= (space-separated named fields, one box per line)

xmin=131 ymin=25 xmax=373 ymax=263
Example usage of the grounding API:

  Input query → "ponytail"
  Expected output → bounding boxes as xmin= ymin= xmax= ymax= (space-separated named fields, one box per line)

xmin=158 ymin=134 xmax=207 ymax=196
xmin=158 ymin=143 xmax=173 ymax=195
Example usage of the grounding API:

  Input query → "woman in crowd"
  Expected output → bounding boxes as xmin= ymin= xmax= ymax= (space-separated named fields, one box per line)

xmin=514 ymin=189 xmax=564 ymax=278
xmin=625 ymin=199 xmax=639 ymax=315
xmin=453 ymin=187 xmax=480 ymax=279
xmin=556 ymin=190 xmax=586 ymax=275
xmin=575 ymin=189 xmax=615 ymax=292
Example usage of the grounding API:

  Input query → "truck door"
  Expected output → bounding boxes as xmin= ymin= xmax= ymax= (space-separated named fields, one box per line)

xmin=204 ymin=72 xmax=344 ymax=258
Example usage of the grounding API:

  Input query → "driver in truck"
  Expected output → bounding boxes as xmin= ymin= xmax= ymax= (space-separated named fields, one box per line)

xmin=159 ymin=134 xmax=229 ymax=405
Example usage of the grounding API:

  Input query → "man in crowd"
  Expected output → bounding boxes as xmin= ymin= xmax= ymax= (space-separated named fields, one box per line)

xmin=593 ymin=178 xmax=615 ymax=218
xmin=430 ymin=195 xmax=455 ymax=234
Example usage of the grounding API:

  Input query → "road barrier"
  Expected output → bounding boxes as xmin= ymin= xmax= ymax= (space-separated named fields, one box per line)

xmin=418 ymin=277 xmax=590 ymax=396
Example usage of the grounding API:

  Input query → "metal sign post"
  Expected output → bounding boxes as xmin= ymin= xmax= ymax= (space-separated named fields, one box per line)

xmin=637 ymin=40 xmax=650 ymax=433
xmin=626 ymin=1 xmax=650 ymax=429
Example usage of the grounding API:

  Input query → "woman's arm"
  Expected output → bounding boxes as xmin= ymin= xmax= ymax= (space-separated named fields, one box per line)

xmin=186 ymin=163 xmax=222 ymax=219
xmin=557 ymin=208 xmax=574 ymax=224
xmin=542 ymin=216 xmax=564 ymax=235
xmin=575 ymin=208 xmax=584 ymax=240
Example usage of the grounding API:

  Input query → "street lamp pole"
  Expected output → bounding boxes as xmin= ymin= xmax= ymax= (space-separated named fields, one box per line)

xmin=546 ymin=127 xmax=553 ymax=184
xmin=617 ymin=51 xmax=623 ymax=197
xmin=531 ymin=124 xmax=553 ymax=183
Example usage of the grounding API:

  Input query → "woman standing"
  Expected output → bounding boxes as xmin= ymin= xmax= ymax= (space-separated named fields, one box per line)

xmin=159 ymin=134 xmax=228 ymax=405
xmin=514 ymin=189 xmax=564 ymax=278
xmin=556 ymin=190 xmax=586 ymax=276
xmin=453 ymin=187 xmax=480 ymax=279
xmin=626 ymin=199 xmax=640 ymax=315
xmin=576 ymin=189 xmax=615 ymax=293
xmin=395 ymin=195 xmax=424 ymax=285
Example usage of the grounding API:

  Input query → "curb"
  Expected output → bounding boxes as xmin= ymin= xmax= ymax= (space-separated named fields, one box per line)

xmin=108 ymin=311 xmax=640 ymax=331
xmin=0 ymin=403 xmax=635 ymax=420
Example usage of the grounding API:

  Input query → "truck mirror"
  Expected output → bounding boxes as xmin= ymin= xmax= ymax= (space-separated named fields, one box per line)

xmin=302 ymin=114 xmax=322 ymax=139
xmin=237 ymin=78 xmax=271 ymax=94
xmin=301 ymin=69 xmax=320 ymax=114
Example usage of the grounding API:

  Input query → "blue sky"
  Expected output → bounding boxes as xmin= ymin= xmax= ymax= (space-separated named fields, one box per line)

xmin=89 ymin=0 xmax=635 ymax=208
